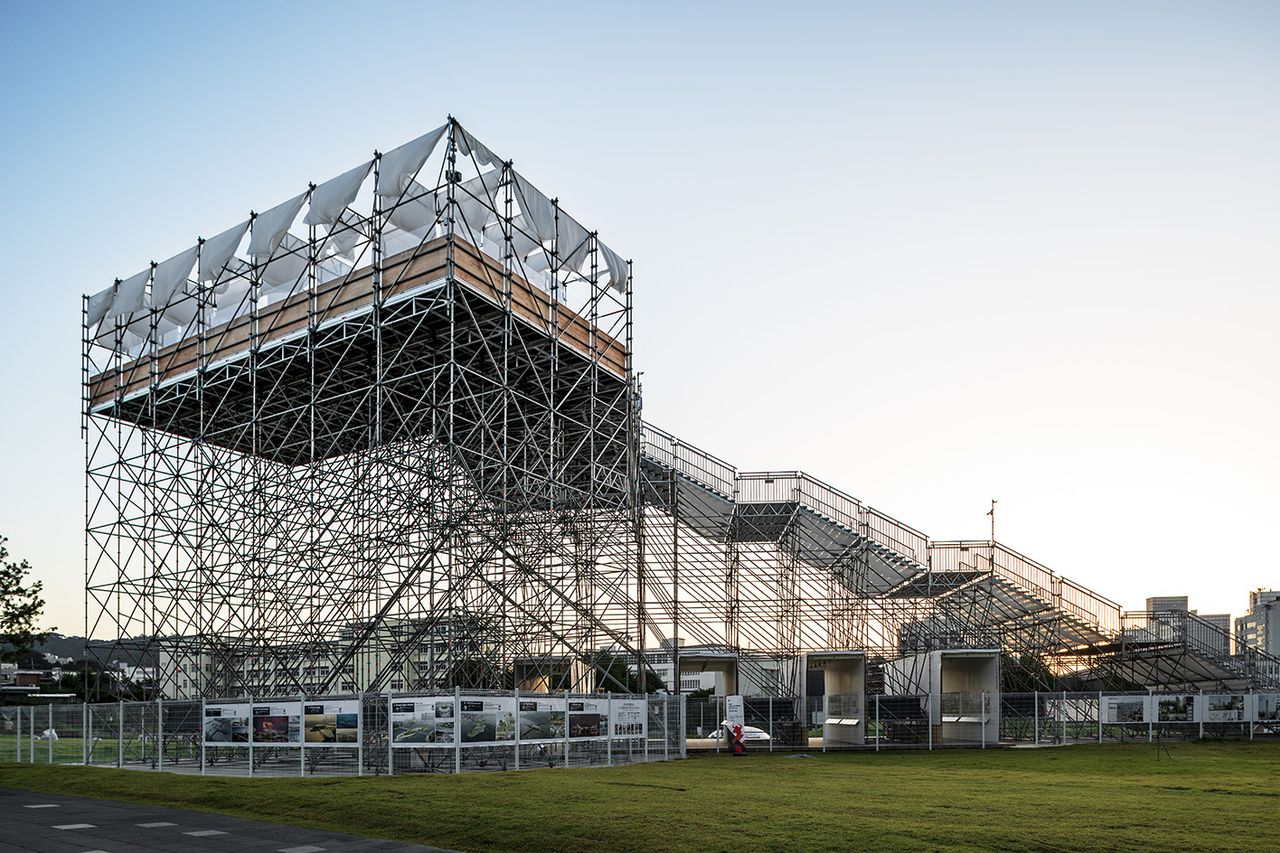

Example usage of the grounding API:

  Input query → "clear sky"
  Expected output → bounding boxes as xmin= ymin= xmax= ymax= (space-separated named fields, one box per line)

xmin=1 ymin=1 xmax=1276 ymax=634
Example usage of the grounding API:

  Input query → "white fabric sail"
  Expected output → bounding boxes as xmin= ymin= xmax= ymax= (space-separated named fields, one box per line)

xmin=248 ymin=192 xmax=307 ymax=262
xmin=306 ymin=160 xmax=372 ymax=227
xmin=161 ymin=296 xmax=199 ymax=328
xmin=377 ymin=123 xmax=448 ymax=200
xmin=557 ymin=216 xmax=590 ymax=270
xmin=112 ymin=268 xmax=151 ymax=317
xmin=86 ymin=287 xmax=114 ymax=328
xmin=511 ymin=171 xmax=556 ymax=242
xmin=324 ymin=211 xmax=367 ymax=260
xmin=199 ymin=220 xmax=250 ymax=284
xmin=386 ymin=181 xmax=442 ymax=234
xmin=151 ymin=246 xmax=199 ymax=306
xmin=457 ymin=125 xmax=500 ymax=168
xmin=260 ymin=233 xmax=309 ymax=288
xmin=599 ymin=242 xmax=628 ymax=293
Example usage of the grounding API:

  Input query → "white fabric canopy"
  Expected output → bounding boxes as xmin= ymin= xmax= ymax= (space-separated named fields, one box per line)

xmin=512 ymin=171 xmax=556 ymax=243
xmin=484 ymin=217 xmax=542 ymax=260
xmin=86 ymin=287 xmax=113 ymax=328
xmin=161 ymin=296 xmax=199 ymax=328
xmin=306 ymin=160 xmax=372 ymax=227
xmin=599 ymin=242 xmax=628 ymax=293
xmin=386 ymin=181 xmax=442 ymax=234
xmin=377 ymin=123 xmax=448 ymax=200
xmin=112 ymin=268 xmax=151 ymax=317
xmin=199 ymin=220 xmax=250 ymax=284
xmin=260 ymin=234 xmax=309 ymax=288
xmin=457 ymin=125 xmax=500 ymax=168
xmin=325 ymin=211 xmax=367 ymax=260
xmin=151 ymin=246 xmax=199 ymax=306
xmin=557 ymin=216 xmax=590 ymax=270
xmin=248 ymin=192 xmax=307 ymax=262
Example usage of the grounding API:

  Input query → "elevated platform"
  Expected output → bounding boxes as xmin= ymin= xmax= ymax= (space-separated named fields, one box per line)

xmin=89 ymin=236 xmax=628 ymax=488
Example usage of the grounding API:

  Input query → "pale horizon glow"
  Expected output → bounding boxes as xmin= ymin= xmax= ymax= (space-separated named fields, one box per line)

xmin=0 ymin=1 xmax=1277 ymax=635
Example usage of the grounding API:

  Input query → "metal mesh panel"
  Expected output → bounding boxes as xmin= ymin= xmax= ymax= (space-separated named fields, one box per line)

xmin=50 ymin=704 xmax=85 ymax=763
xmin=86 ymin=703 xmax=120 ymax=766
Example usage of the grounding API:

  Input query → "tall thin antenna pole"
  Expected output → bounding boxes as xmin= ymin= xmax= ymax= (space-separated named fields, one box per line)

xmin=988 ymin=499 xmax=997 ymax=544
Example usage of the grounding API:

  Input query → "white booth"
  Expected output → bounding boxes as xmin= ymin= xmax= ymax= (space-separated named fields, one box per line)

xmin=804 ymin=651 xmax=867 ymax=747
xmin=883 ymin=649 xmax=1000 ymax=746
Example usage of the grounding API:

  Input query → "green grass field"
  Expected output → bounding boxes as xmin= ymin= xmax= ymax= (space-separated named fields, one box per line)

xmin=3 ymin=741 xmax=1278 ymax=851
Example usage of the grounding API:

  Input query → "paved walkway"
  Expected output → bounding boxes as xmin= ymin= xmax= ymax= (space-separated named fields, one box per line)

xmin=0 ymin=787 xmax=453 ymax=852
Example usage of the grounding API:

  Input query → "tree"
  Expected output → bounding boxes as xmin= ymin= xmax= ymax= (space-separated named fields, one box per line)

xmin=0 ymin=535 xmax=52 ymax=664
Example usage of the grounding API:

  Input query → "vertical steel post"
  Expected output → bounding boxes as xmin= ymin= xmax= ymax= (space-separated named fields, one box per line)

xmin=299 ymin=693 xmax=305 ymax=777
xmin=1249 ymin=690 xmax=1255 ymax=740
xmin=356 ymin=696 xmax=363 ymax=777
xmin=1061 ymin=691 xmax=1067 ymax=744
xmin=48 ymin=704 xmax=53 ymax=764
xmin=981 ymin=692 xmax=986 ymax=749
xmin=768 ymin=698 xmax=773 ymax=753
xmin=15 ymin=701 xmax=20 ymax=762
xmin=248 ymin=695 xmax=254 ymax=777
xmin=454 ymin=686 xmax=462 ymax=774
xmin=82 ymin=703 xmax=88 ymax=765
xmin=563 ymin=690 xmax=571 ymax=768
xmin=29 ymin=707 xmax=35 ymax=763
xmin=1152 ymin=686 xmax=1162 ymax=742
xmin=663 ymin=696 xmax=669 ymax=761
xmin=516 ymin=688 xmax=522 ymax=771
xmin=604 ymin=691 xmax=611 ymax=767
xmin=874 ymin=694 xmax=880 ymax=753
xmin=1033 ymin=690 xmax=1039 ymax=746
xmin=117 ymin=700 xmax=123 ymax=768
xmin=156 ymin=698 xmax=163 ymax=772
xmin=1097 ymin=692 xmax=1103 ymax=744
xmin=1198 ymin=690 xmax=1204 ymax=740
xmin=927 ymin=696 xmax=932 ymax=751
xmin=200 ymin=699 xmax=206 ymax=775
xmin=386 ymin=691 xmax=394 ymax=776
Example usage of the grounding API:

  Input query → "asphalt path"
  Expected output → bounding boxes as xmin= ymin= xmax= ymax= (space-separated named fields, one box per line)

xmin=0 ymin=787 xmax=455 ymax=853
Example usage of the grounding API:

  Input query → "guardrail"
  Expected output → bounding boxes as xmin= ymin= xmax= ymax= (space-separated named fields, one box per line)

xmin=640 ymin=422 xmax=736 ymax=497
xmin=1122 ymin=611 xmax=1280 ymax=688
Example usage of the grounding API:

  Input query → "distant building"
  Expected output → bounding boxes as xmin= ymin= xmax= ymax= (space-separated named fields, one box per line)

xmin=1145 ymin=596 xmax=1189 ymax=613
xmin=1235 ymin=590 xmax=1280 ymax=656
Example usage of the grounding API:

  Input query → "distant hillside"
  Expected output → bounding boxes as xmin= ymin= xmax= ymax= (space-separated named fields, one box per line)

xmin=31 ymin=634 xmax=156 ymax=668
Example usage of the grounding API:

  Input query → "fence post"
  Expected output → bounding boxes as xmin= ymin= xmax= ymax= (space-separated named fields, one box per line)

xmin=386 ymin=691 xmax=394 ymax=776
xmin=248 ymin=694 xmax=254 ymax=777
xmin=156 ymin=698 xmax=163 ymax=772
xmin=48 ymin=704 xmax=53 ymax=764
xmin=29 ymin=707 xmax=35 ymax=764
xmin=512 ymin=688 xmax=520 ymax=771
xmin=874 ymin=694 xmax=879 ymax=752
xmin=981 ymin=692 xmax=986 ymax=749
xmin=1097 ymin=692 xmax=1103 ymax=744
xmin=1198 ymin=690 xmax=1204 ymax=740
xmin=563 ymin=690 xmax=572 ymax=768
xmin=1033 ymin=690 xmax=1039 ymax=746
xmin=1061 ymin=691 xmax=1067 ymax=744
xmin=604 ymin=691 xmax=610 ymax=768
xmin=455 ymin=686 xmax=462 ymax=774
xmin=117 ymin=700 xmax=123 ymax=768
xmin=927 ymin=695 xmax=932 ymax=752
xmin=299 ymin=693 xmax=305 ymax=778
xmin=356 ymin=695 xmax=363 ymax=777
xmin=82 ymin=703 xmax=88 ymax=765
xmin=14 ymin=701 xmax=20 ymax=762
xmin=200 ymin=698 xmax=206 ymax=775
xmin=663 ymin=695 xmax=670 ymax=761
xmin=1152 ymin=686 xmax=1162 ymax=742
xmin=715 ymin=695 xmax=721 ymax=754
xmin=681 ymin=693 xmax=688 ymax=758
xmin=1249 ymin=690 xmax=1254 ymax=741
xmin=768 ymin=697 xmax=773 ymax=753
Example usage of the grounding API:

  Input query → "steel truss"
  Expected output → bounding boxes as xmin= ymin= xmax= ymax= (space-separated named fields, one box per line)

xmin=84 ymin=119 xmax=1278 ymax=703
xmin=86 ymin=119 xmax=641 ymax=699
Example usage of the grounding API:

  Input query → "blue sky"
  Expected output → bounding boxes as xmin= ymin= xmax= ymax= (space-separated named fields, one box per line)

xmin=1 ymin=1 xmax=1277 ymax=632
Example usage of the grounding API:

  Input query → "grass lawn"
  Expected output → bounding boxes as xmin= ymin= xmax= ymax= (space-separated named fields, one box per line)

xmin=3 ymin=741 xmax=1279 ymax=851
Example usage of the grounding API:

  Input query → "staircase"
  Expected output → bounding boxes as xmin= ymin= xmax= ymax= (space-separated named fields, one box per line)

xmin=1111 ymin=611 xmax=1280 ymax=692
xmin=637 ymin=421 xmax=1127 ymax=691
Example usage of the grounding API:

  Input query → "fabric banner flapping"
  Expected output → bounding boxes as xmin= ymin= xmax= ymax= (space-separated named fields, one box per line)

xmin=306 ymin=161 xmax=372 ymax=227
xmin=377 ymin=124 xmax=448 ymax=200
xmin=248 ymin=193 xmax=308 ymax=262
xmin=199 ymin=220 xmax=250 ymax=284
xmin=151 ymin=246 xmax=199 ymax=306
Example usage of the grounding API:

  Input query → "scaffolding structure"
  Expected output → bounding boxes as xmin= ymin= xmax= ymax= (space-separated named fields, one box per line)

xmin=83 ymin=118 xmax=1280 ymax=703
xmin=85 ymin=119 xmax=640 ymax=698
